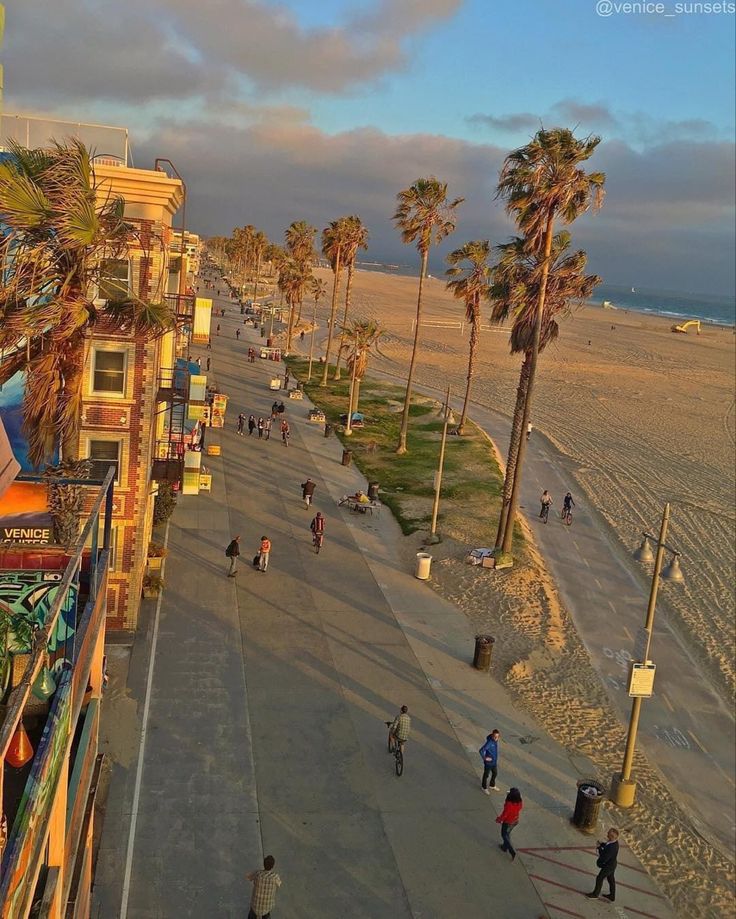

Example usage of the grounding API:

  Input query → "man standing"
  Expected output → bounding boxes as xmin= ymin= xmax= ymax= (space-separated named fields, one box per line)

xmin=586 ymin=828 xmax=619 ymax=901
xmin=225 ymin=536 xmax=240 ymax=577
xmin=479 ymin=729 xmax=501 ymax=793
xmin=237 ymin=413 xmax=246 ymax=436
xmin=259 ymin=535 xmax=271 ymax=572
xmin=247 ymin=855 xmax=282 ymax=919
xmin=301 ymin=478 xmax=316 ymax=508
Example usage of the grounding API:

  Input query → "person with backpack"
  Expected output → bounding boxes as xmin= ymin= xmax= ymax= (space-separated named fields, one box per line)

xmin=479 ymin=729 xmax=501 ymax=793
xmin=310 ymin=512 xmax=325 ymax=553
xmin=225 ymin=536 xmax=240 ymax=577
xmin=496 ymin=787 xmax=523 ymax=861
xmin=301 ymin=478 xmax=316 ymax=508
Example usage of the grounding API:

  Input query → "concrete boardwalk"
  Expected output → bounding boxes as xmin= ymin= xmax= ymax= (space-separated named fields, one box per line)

xmin=92 ymin=286 xmax=673 ymax=919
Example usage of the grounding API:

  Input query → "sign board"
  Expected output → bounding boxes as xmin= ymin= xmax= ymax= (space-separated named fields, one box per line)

xmin=192 ymin=297 xmax=212 ymax=343
xmin=628 ymin=662 xmax=656 ymax=697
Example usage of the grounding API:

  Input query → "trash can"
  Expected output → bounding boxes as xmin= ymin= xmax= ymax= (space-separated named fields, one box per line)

xmin=260 ymin=326 xmax=265 ymax=337
xmin=341 ymin=448 xmax=353 ymax=467
xmin=267 ymin=337 xmax=272 ymax=347
xmin=367 ymin=481 xmax=380 ymax=501
xmin=324 ymin=423 xmax=334 ymax=438
xmin=572 ymin=780 xmax=606 ymax=833
xmin=415 ymin=552 xmax=432 ymax=580
xmin=473 ymin=634 xmax=494 ymax=671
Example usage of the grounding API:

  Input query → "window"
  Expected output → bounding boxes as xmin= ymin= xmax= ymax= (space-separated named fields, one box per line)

xmin=88 ymin=440 xmax=121 ymax=483
xmin=98 ymin=258 xmax=130 ymax=301
xmin=92 ymin=350 xmax=126 ymax=394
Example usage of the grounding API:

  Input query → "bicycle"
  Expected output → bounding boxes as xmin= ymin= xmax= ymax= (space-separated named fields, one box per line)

xmin=312 ymin=531 xmax=324 ymax=554
xmin=541 ymin=503 xmax=551 ymax=524
xmin=562 ymin=507 xmax=573 ymax=526
xmin=384 ymin=722 xmax=404 ymax=776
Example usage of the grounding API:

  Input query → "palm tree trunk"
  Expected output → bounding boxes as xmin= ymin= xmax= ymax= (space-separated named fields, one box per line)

xmin=457 ymin=297 xmax=479 ymax=435
xmin=286 ymin=295 xmax=297 ymax=352
xmin=333 ymin=261 xmax=354 ymax=380
xmin=396 ymin=248 xmax=428 ymax=454
xmin=321 ymin=249 xmax=342 ymax=386
xmin=494 ymin=352 xmax=531 ymax=549
xmin=252 ymin=251 xmax=261 ymax=305
xmin=351 ymin=376 xmax=362 ymax=416
xmin=307 ymin=298 xmax=317 ymax=381
xmin=500 ymin=214 xmax=555 ymax=555
xmin=345 ymin=356 xmax=358 ymax=435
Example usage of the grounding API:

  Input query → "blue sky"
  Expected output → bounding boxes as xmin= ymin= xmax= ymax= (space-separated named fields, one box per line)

xmin=4 ymin=0 xmax=735 ymax=296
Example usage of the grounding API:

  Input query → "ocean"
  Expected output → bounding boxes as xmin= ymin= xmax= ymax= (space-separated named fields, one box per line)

xmin=355 ymin=262 xmax=736 ymax=328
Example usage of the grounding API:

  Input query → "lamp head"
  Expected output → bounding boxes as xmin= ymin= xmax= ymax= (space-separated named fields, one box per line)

xmin=661 ymin=553 xmax=685 ymax=583
xmin=633 ymin=536 xmax=655 ymax=564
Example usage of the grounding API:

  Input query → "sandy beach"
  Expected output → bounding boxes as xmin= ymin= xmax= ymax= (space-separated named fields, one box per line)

xmin=314 ymin=267 xmax=736 ymax=701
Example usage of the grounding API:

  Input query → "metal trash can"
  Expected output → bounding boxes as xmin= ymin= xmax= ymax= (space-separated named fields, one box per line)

xmin=367 ymin=481 xmax=380 ymax=501
xmin=324 ymin=423 xmax=334 ymax=438
xmin=341 ymin=449 xmax=353 ymax=467
xmin=473 ymin=634 xmax=494 ymax=671
xmin=415 ymin=552 xmax=432 ymax=580
xmin=572 ymin=780 xmax=606 ymax=833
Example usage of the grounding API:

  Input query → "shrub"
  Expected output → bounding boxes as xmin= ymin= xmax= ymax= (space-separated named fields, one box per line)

xmin=153 ymin=484 xmax=177 ymax=526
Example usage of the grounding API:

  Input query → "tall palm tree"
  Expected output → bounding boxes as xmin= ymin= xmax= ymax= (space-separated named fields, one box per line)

xmin=495 ymin=128 xmax=605 ymax=556
xmin=490 ymin=232 xmax=601 ymax=551
xmin=278 ymin=258 xmax=312 ymax=352
xmin=0 ymin=139 xmax=173 ymax=467
xmin=393 ymin=177 xmax=463 ymax=454
xmin=320 ymin=217 xmax=353 ymax=386
xmin=342 ymin=318 xmax=383 ymax=435
xmin=307 ymin=277 xmax=328 ymax=381
xmin=445 ymin=240 xmax=492 ymax=435
xmin=333 ymin=216 xmax=369 ymax=380
xmin=251 ymin=230 xmax=268 ymax=305
xmin=284 ymin=220 xmax=316 ymax=325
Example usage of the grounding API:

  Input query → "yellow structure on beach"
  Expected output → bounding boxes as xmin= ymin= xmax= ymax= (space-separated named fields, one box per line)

xmin=671 ymin=320 xmax=701 ymax=334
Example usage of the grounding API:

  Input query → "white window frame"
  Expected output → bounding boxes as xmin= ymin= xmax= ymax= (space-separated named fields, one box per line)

xmin=87 ymin=438 xmax=122 ymax=485
xmin=96 ymin=257 xmax=131 ymax=304
xmin=91 ymin=347 xmax=128 ymax=397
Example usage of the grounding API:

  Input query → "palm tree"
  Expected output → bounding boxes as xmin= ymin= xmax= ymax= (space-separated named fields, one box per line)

xmin=307 ymin=277 xmax=327 ymax=381
xmin=490 ymin=232 xmax=601 ymax=551
xmin=393 ymin=177 xmax=463 ymax=454
xmin=320 ymin=217 xmax=353 ymax=386
xmin=251 ymin=230 xmax=268 ymax=305
xmin=0 ymin=139 xmax=174 ymax=467
xmin=284 ymin=220 xmax=316 ymax=325
xmin=342 ymin=319 xmax=383 ymax=435
xmin=333 ymin=216 xmax=369 ymax=380
xmin=278 ymin=258 xmax=312 ymax=352
xmin=495 ymin=128 xmax=605 ymax=556
xmin=445 ymin=240 xmax=493 ymax=435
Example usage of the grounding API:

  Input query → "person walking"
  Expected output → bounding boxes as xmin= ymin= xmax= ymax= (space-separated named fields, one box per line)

xmin=247 ymin=854 xmax=282 ymax=919
xmin=264 ymin=417 xmax=272 ymax=441
xmin=301 ymin=477 xmax=316 ymax=508
xmin=237 ymin=413 xmax=246 ymax=436
xmin=284 ymin=368 xmax=290 ymax=389
xmin=236 ymin=328 xmax=241 ymax=340
xmin=216 ymin=323 xmax=221 ymax=335
xmin=586 ymin=828 xmax=619 ymax=902
xmin=257 ymin=417 xmax=265 ymax=439
xmin=526 ymin=422 xmax=533 ymax=441
xmin=258 ymin=536 xmax=271 ymax=572
xmin=206 ymin=356 xmax=211 ymax=372
xmin=496 ymin=787 xmax=523 ymax=861
xmin=479 ymin=729 xmax=501 ymax=793
xmin=248 ymin=414 xmax=257 ymax=436
xmin=225 ymin=536 xmax=240 ymax=577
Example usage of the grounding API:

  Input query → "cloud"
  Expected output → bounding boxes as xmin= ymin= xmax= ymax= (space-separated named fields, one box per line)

xmin=3 ymin=0 xmax=464 ymax=105
xmin=553 ymin=99 xmax=618 ymax=129
xmin=467 ymin=112 xmax=540 ymax=133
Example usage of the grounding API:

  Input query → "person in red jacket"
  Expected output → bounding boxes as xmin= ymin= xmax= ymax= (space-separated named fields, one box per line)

xmin=496 ymin=787 xmax=523 ymax=861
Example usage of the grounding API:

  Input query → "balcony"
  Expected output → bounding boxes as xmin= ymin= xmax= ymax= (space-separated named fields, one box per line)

xmin=164 ymin=293 xmax=195 ymax=325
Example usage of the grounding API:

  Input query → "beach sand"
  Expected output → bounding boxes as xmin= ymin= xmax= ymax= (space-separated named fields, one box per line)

xmin=306 ymin=266 xmax=736 ymax=916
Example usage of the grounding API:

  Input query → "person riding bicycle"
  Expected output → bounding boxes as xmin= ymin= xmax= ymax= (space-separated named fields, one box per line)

xmin=310 ymin=512 xmax=325 ymax=544
xmin=388 ymin=705 xmax=411 ymax=751
xmin=540 ymin=490 xmax=553 ymax=518
xmin=563 ymin=492 xmax=575 ymax=514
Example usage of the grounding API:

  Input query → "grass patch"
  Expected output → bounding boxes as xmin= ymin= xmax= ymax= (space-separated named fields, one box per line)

xmin=286 ymin=356 xmax=522 ymax=552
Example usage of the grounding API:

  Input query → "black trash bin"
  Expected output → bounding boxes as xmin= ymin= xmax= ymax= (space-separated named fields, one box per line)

xmin=367 ymin=481 xmax=380 ymax=501
xmin=473 ymin=634 xmax=494 ymax=671
xmin=324 ymin=423 xmax=334 ymax=438
xmin=572 ymin=780 xmax=606 ymax=833
xmin=341 ymin=448 xmax=353 ymax=467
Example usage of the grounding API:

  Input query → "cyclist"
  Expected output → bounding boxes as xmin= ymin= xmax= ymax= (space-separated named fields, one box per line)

xmin=310 ymin=512 xmax=325 ymax=552
xmin=388 ymin=705 xmax=411 ymax=753
xmin=562 ymin=492 xmax=575 ymax=517
xmin=539 ymin=490 xmax=553 ymax=519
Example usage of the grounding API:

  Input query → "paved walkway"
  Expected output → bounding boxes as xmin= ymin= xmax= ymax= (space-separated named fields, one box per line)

xmin=92 ymin=282 xmax=673 ymax=918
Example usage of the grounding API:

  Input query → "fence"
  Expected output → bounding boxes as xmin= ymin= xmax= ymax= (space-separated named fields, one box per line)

xmin=0 ymin=113 xmax=130 ymax=165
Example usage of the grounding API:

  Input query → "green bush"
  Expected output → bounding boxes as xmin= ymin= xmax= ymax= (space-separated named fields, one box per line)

xmin=153 ymin=484 xmax=177 ymax=526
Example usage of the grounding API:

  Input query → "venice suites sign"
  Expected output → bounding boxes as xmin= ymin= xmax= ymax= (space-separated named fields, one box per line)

xmin=1 ymin=526 xmax=52 ymax=545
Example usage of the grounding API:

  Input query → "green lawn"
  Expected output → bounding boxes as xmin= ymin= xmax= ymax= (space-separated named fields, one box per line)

xmin=286 ymin=357 xmax=520 ymax=550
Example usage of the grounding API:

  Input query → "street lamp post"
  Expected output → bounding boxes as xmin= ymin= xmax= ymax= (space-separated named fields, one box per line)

xmin=428 ymin=388 xmax=452 ymax=542
xmin=307 ymin=299 xmax=317 ymax=382
xmin=610 ymin=502 xmax=684 ymax=807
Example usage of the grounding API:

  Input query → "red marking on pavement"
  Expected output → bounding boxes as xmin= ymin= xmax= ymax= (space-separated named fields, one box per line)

xmin=521 ymin=850 xmax=660 ymax=894
xmin=529 ymin=875 xmax=664 ymax=914
xmin=518 ymin=846 xmax=649 ymax=875
xmin=544 ymin=902 xmax=586 ymax=918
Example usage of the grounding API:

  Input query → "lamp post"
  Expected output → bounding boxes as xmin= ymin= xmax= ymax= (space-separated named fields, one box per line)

xmin=428 ymin=388 xmax=452 ymax=542
xmin=307 ymin=298 xmax=317 ymax=382
xmin=610 ymin=502 xmax=684 ymax=807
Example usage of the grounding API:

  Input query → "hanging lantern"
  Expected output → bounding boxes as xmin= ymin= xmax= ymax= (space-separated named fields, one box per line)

xmin=32 ymin=666 xmax=57 ymax=701
xmin=6 ymin=722 xmax=34 ymax=769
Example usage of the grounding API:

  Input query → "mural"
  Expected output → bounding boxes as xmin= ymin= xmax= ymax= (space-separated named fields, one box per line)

xmin=0 ymin=570 xmax=77 ymax=652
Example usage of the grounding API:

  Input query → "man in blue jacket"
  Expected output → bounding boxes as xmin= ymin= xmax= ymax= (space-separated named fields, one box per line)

xmin=586 ymin=828 xmax=619 ymax=901
xmin=479 ymin=729 xmax=501 ymax=793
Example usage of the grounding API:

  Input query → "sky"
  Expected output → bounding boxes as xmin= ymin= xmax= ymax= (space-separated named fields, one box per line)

xmin=3 ymin=0 xmax=735 ymax=296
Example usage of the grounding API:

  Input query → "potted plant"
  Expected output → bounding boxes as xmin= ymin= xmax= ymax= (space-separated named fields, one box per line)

xmin=147 ymin=542 xmax=168 ymax=573
xmin=142 ymin=574 xmax=164 ymax=599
